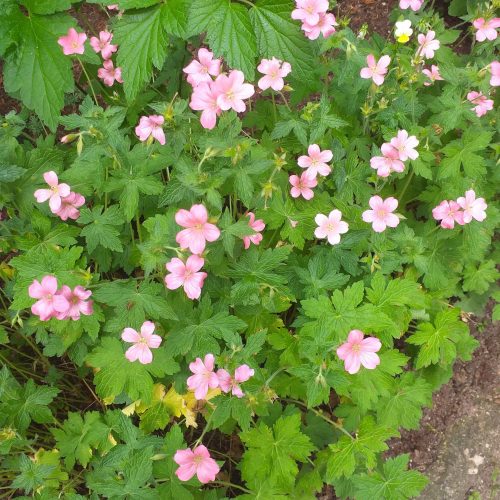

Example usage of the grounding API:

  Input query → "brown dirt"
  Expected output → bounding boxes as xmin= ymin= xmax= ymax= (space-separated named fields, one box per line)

xmin=337 ymin=0 xmax=398 ymax=36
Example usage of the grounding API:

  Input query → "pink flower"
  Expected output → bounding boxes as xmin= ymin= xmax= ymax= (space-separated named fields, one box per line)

xmin=490 ymin=61 xmax=500 ymax=86
xmin=297 ymin=144 xmax=333 ymax=177
xmin=53 ymin=192 xmax=85 ymax=221
xmin=183 ymin=48 xmax=221 ymax=87
xmin=28 ymin=276 xmax=69 ymax=322
xmin=456 ymin=189 xmax=487 ymax=223
xmin=432 ymin=200 xmax=465 ymax=229
xmin=362 ymin=196 xmax=400 ymax=233
xmin=174 ymin=445 xmax=220 ymax=484
xmin=467 ymin=91 xmax=494 ymax=117
xmin=337 ymin=330 xmax=381 ymax=374
xmin=473 ymin=18 xmax=500 ymax=42
xmin=55 ymin=285 xmax=93 ymax=321
xmin=189 ymin=82 xmax=222 ymax=130
xmin=257 ymin=57 xmax=292 ymax=91
xmin=165 ymin=255 xmax=207 ymax=300
xmin=390 ymin=130 xmax=419 ymax=161
xmin=58 ymin=28 xmax=87 ymax=56
xmin=242 ymin=212 xmax=265 ymax=249
xmin=34 ymin=171 xmax=71 ymax=212
xmin=97 ymin=60 xmax=123 ymax=87
xmin=301 ymin=12 xmax=337 ymax=40
xmin=187 ymin=354 xmax=219 ymax=400
xmin=422 ymin=65 xmax=443 ymax=86
xmin=121 ymin=321 xmax=162 ymax=365
xmin=314 ymin=209 xmax=349 ymax=245
xmin=217 ymin=364 xmax=254 ymax=398
xmin=214 ymin=70 xmax=255 ymax=113
xmin=175 ymin=204 xmax=220 ymax=255
xmin=417 ymin=31 xmax=440 ymax=59
xmin=108 ymin=4 xmax=119 ymax=9
xmin=135 ymin=115 xmax=165 ymax=145
xmin=370 ymin=143 xmax=405 ymax=177
xmin=289 ymin=171 xmax=318 ymax=200
xmin=399 ymin=0 xmax=423 ymax=10
xmin=360 ymin=54 xmax=391 ymax=86
xmin=291 ymin=0 xmax=329 ymax=25
xmin=89 ymin=31 xmax=117 ymax=60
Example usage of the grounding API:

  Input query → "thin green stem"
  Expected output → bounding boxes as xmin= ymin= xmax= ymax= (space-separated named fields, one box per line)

xmin=136 ymin=212 xmax=143 ymax=243
xmin=271 ymin=92 xmax=277 ymax=122
xmin=398 ymin=170 xmax=414 ymax=202
xmin=77 ymin=58 xmax=98 ymax=106
xmin=277 ymin=91 xmax=292 ymax=111
xmin=212 ymin=481 xmax=252 ymax=494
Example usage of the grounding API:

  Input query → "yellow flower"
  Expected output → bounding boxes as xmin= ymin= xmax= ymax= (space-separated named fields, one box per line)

xmin=395 ymin=20 xmax=413 ymax=43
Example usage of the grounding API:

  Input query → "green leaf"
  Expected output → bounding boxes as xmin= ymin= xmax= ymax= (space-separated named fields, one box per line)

xmin=0 ymin=164 xmax=26 ymax=182
xmin=11 ymin=454 xmax=55 ymax=494
xmin=463 ymin=260 xmax=499 ymax=294
xmin=79 ymin=205 xmax=124 ymax=253
xmin=161 ymin=0 xmax=189 ymax=38
xmin=21 ymin=0 xmax=73 ymax=15
xmin=186 ymin=0 xmax=226 ymax=36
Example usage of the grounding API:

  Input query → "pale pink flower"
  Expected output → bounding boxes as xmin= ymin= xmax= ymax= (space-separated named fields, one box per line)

xmin=289 ymin=171 xmax=318 ymax=200
xmin=467 ymin=91 xmax=494 ymax=117
xmin=53 ymin=192 xmax=85 ymax=221
xmin=301 ymin=12 xmax=337 ymax=40
xmin=242 ymin=212 xmax=265 ymax=249
xmin=58 ymin=28 xmax=87 ymax=56
xmin=214 ymin=70 xmax=255 ymax=113
xmin=390 ymin=130 xmax=419 ymax=161
xmin=165 ymin=255 xmax=207 ymax=300
xmin=314 ymin=210 xmax=349 ymax=245
xmin=291 ymin=0 xmax=329 ymax=25
xmin=456 ymin=190 xmax=487 ymax=223
xmin=89 ymin=31 xmax=117 ymax=60
xmin=174 ymin=445 xmax=220 ymax=484
xmin=337 ymin=330 xmax=381 ymax=374
xmin=360 ymin=54 xmax=391 ymax=86
xmin=135 ymin=115 xmax=165 ymax=145
xmin=297 ymin=144 xmax=333 ymax=177
xmin=217 ymin=364 xmax=254 ymax=398
xmin=34 ymin=171 xmax=71 ymax=212
xmin=399 ymin=0 xmax=423 ymax=10
xmin=370 ymin=143 xmax=405 ymax=177
xmin=417 ymin=31 xmax=440 ymax=59
xmin=183 ymin=48 xmax=221 ymax=87
xmin=108 ymin=4 xmax=119 ymax=9
xmin=97 ymin=60 xmax=123 ymax=87
xmin=422 ymin=65 xmax=443 ymax=86
xmin=432 ymin=200 xmax=465 ymax=229
xmin=187 ymin=354 xmax=219 ymax=400
xmin=490 ymin=61 xmax=500 ymax=86
xmin=121 ymin=321 xmax=162 ymax=365
xmin=175 ymin=204 xmax=220 ymax=255
xmin=28 ymin=276 xmax=69 ymax=322
xmin=189 ymin=82 xmax=222 ymax=129
xmin=362 ymin=196 xmax=400 ymax=233
xmin=473 ymin=18 xmax=500 ymax=42
xmin=257 ymin=57 xmax=292 ymax=91
xmin=55 ymin=285 xmax=93 ymax=321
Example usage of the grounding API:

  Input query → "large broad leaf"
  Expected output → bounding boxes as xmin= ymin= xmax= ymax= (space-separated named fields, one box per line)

xmin=21 ymin=0 xmax=73 ymax=15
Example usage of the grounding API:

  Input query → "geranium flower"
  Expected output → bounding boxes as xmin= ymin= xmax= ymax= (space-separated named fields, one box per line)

xmin=467 ymin=91 xmax=494 ymax=117
xmin=417 ymin=31 xmax=440 ymax=59
xmin=337 ymin=330 xmax=381 ymax=374
xmin=362 ymin=196 xmax=400 ymax=233
xmin=89 ymin=31 xmax=117 ymax=60
xmin=297 ymin=144 xmax=333 ymax=177
xmin=456 ymin=190 xmax=487 ymax=223
xmin=217 ymin=364 xmax=255 ymax=398
xmin=490 ymin=61 xmax=500 ymax=86
xmin=289 ymin=171 xmax=318 ymax=200
xmin=314 ymin=209 xmax=349 ymax=245
xmin=121 ymin=321 xmax=162 ymax=365
xmin=395 ymin=20 xmax=413 ymax=43
xmin=174 ymin=445 xmax=220 ymax=484
xmin=291 ymin=0 xmax=329 ymax=26
xmin=55 ymin=286 xmax=93 ymax=321
xmin=189 ymin=82 xmax=222 ymax=130
xmin=257 ymin=57 xmax=292 ymax=91
xmin=135 ymin=115 xmax=165 ymax=145
xmin=390 ymin=130 xmax=419 ymax=161
xmin=183 ymin=48 xmax=221 ymax=87
xmin=53 ymin=192 xmax=85 ymax=221
xmin=432 ymin=200 xmax=465 ymax=229
xmin=422 ymin=65 xmax=443 ymax=86
xmin=165 ymin=255 xmax=207 ymax=300
xmin=175 ymin=204 xmax=220 ymax=255
xmin=370 ymin=143 xmax=405 ymax=177
xmin=187 ymin=354 xmax=219 ymax=400
xmin=360 ymin=54 xmax=391 ymax=86
xmin=28 ymin=276 xmax=69 ymax=322
xmin=34 ymin=171 xmax=71 ymax=212
xmin=242 ymin=212 xmax=265 ymax=249
xmin=301 ymin=12 xmax=337 ymax=40
xmin=214 ymin=70 xmax=255 ymax=113
xmin=473 ymin=18 xmax=500 ymax=42
xmin=58 ymin=28 xmax=87 ymax=55
xmin=399 ymin=0 xmax=423 ymax=11
xmin=97 ymin=60 xmax=123 ymax=87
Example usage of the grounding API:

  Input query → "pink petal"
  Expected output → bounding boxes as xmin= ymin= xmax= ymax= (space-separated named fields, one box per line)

xmin=174 ymin=448 xmax=194 ymax=466
xmin=176 ymin=463 xmax=197 ymax=482
xmin=347 ymin=329 xmax=364 ymax=343
xmin=359 ymin=351 xmax=380 ymax=369
xmin=361 ymin=337 xmax=382 ymax=352
xmin=43 ymin=171 xmax=58 ymax=186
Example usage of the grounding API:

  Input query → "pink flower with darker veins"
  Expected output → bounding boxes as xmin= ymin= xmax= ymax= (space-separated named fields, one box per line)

xmin=257 ymin=57 xmax=292 ymax=91
xmin=189 ymin=82 xmax=222 ymax=129
xmin=175 ymin=204 xmax=220 ymax=255
xmin=298 ymin=144 xmax=333 ymax=177
xmin=289 ymin=171 xmax=318 ymax=200
xmin=214 ymin=70 xmax=255 ymax=113
xmin=165 ymin=255 xmax=207 ymax=300
xmin=135 ymin=115 xmax=165 ymax=145
xmin=473 ymin=18 xmax=500 ymax=42
xmin=174 ymin=445 xmax=220 ymax=484
xmin=187 ymin=354 xmax=219 ymax=400
xmin=55 ymin=285 xmax=93 ymax=321
xmin=183 ymin=48 xmax=221 ymax=87
xmin=314 ymin=210 xmax=349 ymax=245
xmin=34 ymin=171 xmax=70 ymax=212
xmin=490 ymin=61 xmax=500 ymax=86
xmin=217 ymin=364 xmax=255 ymax=398
xmin=301 ymin=12 xmax=337 ymax=40
xmin=399 ymin=0 xmax=423 ymax=11
xmin=337 ymin=330 xmax=381 ymax=374
xmin=29 ymin=276 xmax=69 ymax=322
xmin=390 ymin=130 xmax=419 ymax=161
xmin=456 ymin=190 xmax=487 ymax=223
xmin=360 ymin=54 xmax=391 ymax=86
xmin=362 ymin=196 xmax=400 ymax=233
xmin=53 ymin=192 xmax=85 ymax=221
xmin=291 ymin=0 xmax=329 ymax=26
xmin=417 ymin=31 xmax=440 ymax=59
xmin=467 ymin=91 xmax=494 ymax=117
xmin=122 ymin=321 xmax=162 ymax=365
xmin=58 ymin=28 xmax=87 ymax=56
xmin=242 ymin=212 xmax=265 ymax=250
xmin=89 ymin=31 xmax=117 ymax=60
xmin=370 ymin=143 xmax=405 ymax=177
xmin=98 ymin=60 xmax=123 ymax=87
xmin=432 ymin=200 xmax=465 ymax=229
xmin=422 ymin=65 xmax=443 ymax=86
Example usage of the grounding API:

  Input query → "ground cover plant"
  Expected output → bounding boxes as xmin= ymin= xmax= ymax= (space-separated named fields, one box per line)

xmin=0 ymin=0 xmax=499 ymax=498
